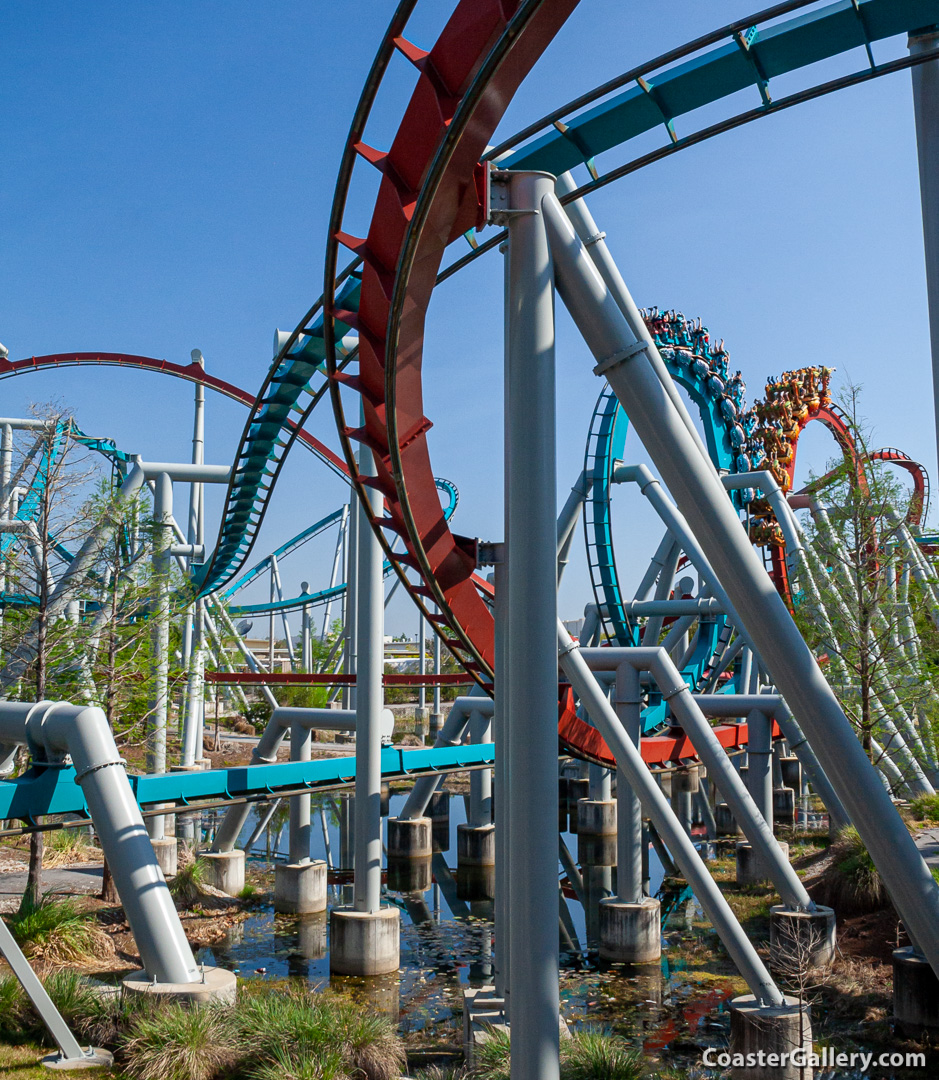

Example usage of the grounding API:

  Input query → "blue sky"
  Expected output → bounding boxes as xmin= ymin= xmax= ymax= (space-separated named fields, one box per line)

xmin=1 ymin=1 xmax=934 ymax=634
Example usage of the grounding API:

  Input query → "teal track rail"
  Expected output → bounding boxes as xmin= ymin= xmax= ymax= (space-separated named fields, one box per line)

xmin=585 ymin=313 xmax=753 ymax=656
xmin=0 ymin=420 xmax=70 ymax=559
xmin=221 ymin=477 xmax=459 ymax=616
xmin=193 ymin=272 xmax=361 ymax=599
xmin=0 ymin=743 xmax=495 ymax=824
xmin=495 ymin=0 xmax=938 ymax=175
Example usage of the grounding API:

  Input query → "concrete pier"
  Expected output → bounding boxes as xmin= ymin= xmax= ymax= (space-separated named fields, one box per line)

xmin=201 ymin=849 xmax=245 ymax=895
xmin=598 ymin=897 xmax=661 ymax=963
xmin=388 ymin=816 xmax=432 ymax=859
xmin=274 ymin=860 xmax=327 ymax=914
xmin=715 ymin=802 xmax=743 ymax=836
xmin=736 ymin=841 xmax=789 ymax=887
xmin=729 ymin=994 xmax=812 ymax=1080
xmin=769 ymin=905 xmax=836 ymax=971
xmin=893 ymin=946 xmax=939 ymax=1037
xmin=576 ymin=798 xmax=616 ymax=835
xmin=458 ymin=823 xmax=495 ymax=866
xmin=329 ymin=906 xmax=400 ymax=976
xmin=150 ymin=838 xmax=177 ymax=879
xmin=122 ymin=966 xmax=237 ymax=1006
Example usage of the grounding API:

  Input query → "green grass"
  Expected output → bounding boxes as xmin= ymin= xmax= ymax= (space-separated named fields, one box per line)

xmin=4 ymin=893 xmax=114 ymax=966
xmin=43 ymin=825 xmax=98 ymax=868
xmin=909 ymin=792 xmax=939 ymax=825
xmin=0 ymin=971 xmax=102 ymax=1046
xmin=235 ymin=984 xmax=405 ymax=1080
xmin=818 ymin=826 xmax=887 ymax=916
xmin=169 ymin=851 xmax=208 ymax=907
xmin=121 ymin=1003 xmax=237 ymax=1080
xmin=470 ymin=1026 xmax=644 ymax=1080
xmin=10 ymin=980 xmax=410 ymax=1080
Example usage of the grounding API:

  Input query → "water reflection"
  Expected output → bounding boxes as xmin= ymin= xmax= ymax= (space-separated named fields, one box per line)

xmin=191 ymin=785 xmax=744 ymax=1059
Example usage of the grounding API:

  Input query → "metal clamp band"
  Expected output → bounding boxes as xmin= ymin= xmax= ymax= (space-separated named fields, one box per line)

xmin=73 ymin=759 xmax=126 ymax=785
xmin=659 ymin=683 xmax=687 ymax=702
xmin=593 ymin=338 xmax=648 ymax=377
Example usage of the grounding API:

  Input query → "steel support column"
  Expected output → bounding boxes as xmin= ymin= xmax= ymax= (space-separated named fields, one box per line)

xmin=501 ymin=169 xmax=560 ymax=1080
xmin=353 ymin=443 xmax=383 ymax=914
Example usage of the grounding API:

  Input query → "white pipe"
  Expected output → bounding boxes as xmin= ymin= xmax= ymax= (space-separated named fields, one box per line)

xmin=0 ymin=701 xmax=198 ymax=984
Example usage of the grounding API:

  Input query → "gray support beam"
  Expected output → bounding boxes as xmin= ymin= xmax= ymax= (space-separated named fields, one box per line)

xmin=614 ymin=663 xmax=642 ymax=903
xmin=543 ymin=190 xmax=939 ymax=975
xmin=353 ymin=446 xmax=383 ymax=915
xmin=558 ymin=623 xmax=782 ymax=1005
xmin=910 ymin=29 xmax=939 ymax=481
xmin=501 ymin=169 xmax=560 ymax=1079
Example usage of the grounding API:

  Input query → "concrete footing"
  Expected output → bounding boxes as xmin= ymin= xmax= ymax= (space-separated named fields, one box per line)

xmin=779 ymin=756 xmax=801 ymax=790
xmin=576 ymin=799 xmax=616 ymax=835
xmin=567 ymin=778 xmax=589 ymax=832
xmin=598 ymin=897 xmax=662 ymax=963
xmin=274 ymin=860 xmax=327 ymax=914
xmin=201 ymin=849 xmax=245 ymax=895
xmin=387 ymin=816 xmax=432 ymax=859
xmin=578 ymin=831 xmax=617 ymax=866
xmin=769 ymin=904 xmax=836 ymax=971
xmin=729 ymin=994 xmax=812 ymax=1080
xmin=329 ymin=905 xmax=400 ymax=976
xmin=457 ymin=823 xmax=495 ymax=866
xmin=387 ymin=856 xmax=432 ymax=894
xmin=42 ymin=1048 xmax=115 ymax=1070
xmin=893 ymin=946 xmax=939 ymax=1038
xmin=736 ymin=841 xmax=789 ymax=887
xmin=673 ymin=765 xmax=699 ymax=794
xmin=150 ymin=838 xmax=177 ymax=879
xmin=715 ymin=802 xmax=743 ymax=836
xmin=122 ymin=966 xmax=237 ymax=1006
xmin=773 ymin=787 xmax=796 ymax=828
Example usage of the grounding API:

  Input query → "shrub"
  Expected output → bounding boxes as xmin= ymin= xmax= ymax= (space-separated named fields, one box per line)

xmin=44 ymin=825 xmax=98 ymax=868
xmin=237 ymin=985 xmax=405 ymax=1080
xmin=470 ymin=1026 xmax=644 ymax=1080
xmin=817 ymin=826 xmax=887 ymax=915
xmin=909 ymin=792 xmax=939 ymax=825
xmin=169 ymin=848 xmax=208 ymax=907
xmin=562 ymin=1028 xmax=643 ymax=1080
xmin=0 ymin=975 xmax=28 ymax=1039
xmin=121 ymin=1003 xmax=237 ymax=1080
xmin=5 ymin=893 xmax=114 ymax=966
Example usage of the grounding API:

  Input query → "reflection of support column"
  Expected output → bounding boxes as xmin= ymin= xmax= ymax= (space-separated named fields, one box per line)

xmin=502 ymin=170 xmax=559 ymax=1079
xmin=543 ymin=189 xmax=939 ymax=977
xmin=910 ymin=30 xmax=939 ymax=478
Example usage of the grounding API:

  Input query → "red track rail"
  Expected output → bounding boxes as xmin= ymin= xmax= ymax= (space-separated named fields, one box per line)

xmin=206 ymin=671 xmax=471 ymax=686
xmin=0 ymin=353 xmax=348 ymax=476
